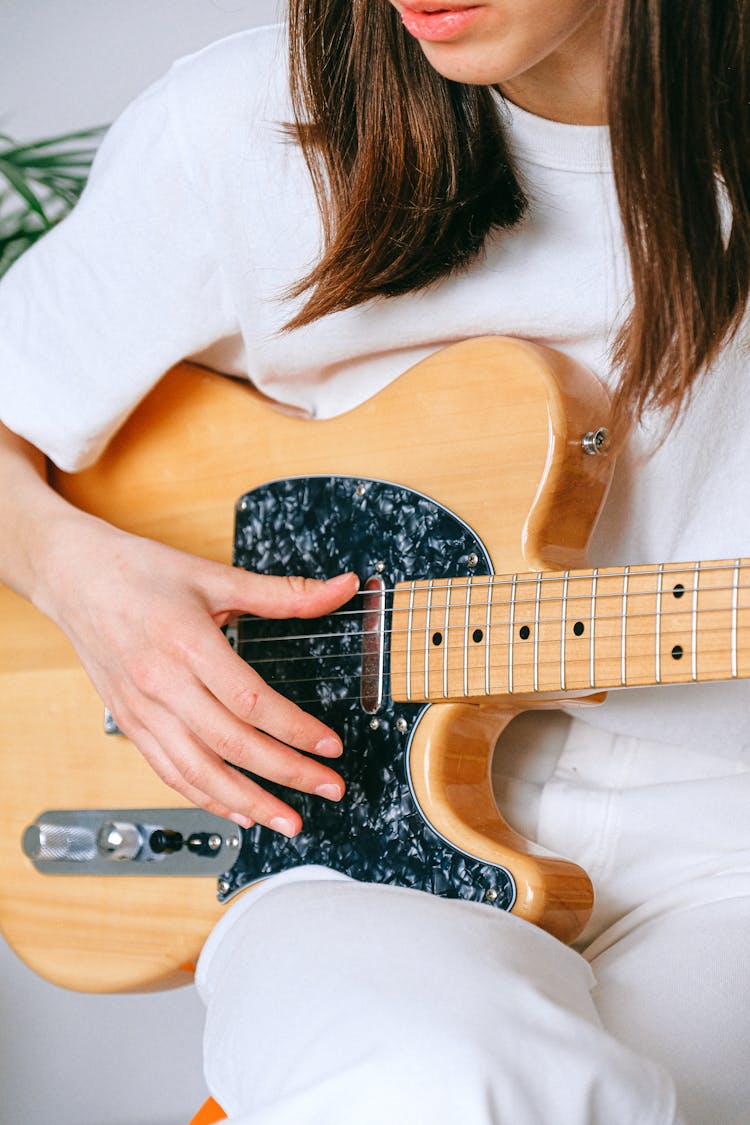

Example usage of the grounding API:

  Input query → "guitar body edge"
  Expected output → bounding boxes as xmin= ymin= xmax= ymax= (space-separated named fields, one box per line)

xmin=408 ymin=702 xmax=594 ymax=945
xmin=0 ymin=337 xmax=614 ymax=990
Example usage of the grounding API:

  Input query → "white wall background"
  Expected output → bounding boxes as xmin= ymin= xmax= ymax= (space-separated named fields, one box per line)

xmin=1 ymin=0 xmax=282 ymax=137
xmin=0 ymin=5 xmax=280 ymax=1123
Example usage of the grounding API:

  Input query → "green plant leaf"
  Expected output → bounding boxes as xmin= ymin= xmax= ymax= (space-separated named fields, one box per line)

xmin=0 ymin=124 xmax=105 ymax=278
xmin=0 ymin=125 xmax=105 ymax=149
xmin=3 ymin=153 xmax=99 ymax=171
xmin=0 ymin=158 xmax=50 ymax=225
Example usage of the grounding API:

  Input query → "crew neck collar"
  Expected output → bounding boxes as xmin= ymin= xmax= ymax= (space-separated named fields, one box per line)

xmin=492 ymin=90 xmax=612 ymax=174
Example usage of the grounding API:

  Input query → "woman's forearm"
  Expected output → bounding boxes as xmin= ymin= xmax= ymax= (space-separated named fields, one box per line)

xmin=0 ymin=420 xmax=93 ymax=610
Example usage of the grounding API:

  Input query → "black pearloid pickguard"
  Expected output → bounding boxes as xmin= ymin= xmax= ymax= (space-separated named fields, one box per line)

xmin=222 ymin=475 xmax=516 ymax=912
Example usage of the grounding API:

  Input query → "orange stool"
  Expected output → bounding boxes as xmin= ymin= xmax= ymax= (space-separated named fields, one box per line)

xmin=189 ymin=1097 xmax=226 ymax=1124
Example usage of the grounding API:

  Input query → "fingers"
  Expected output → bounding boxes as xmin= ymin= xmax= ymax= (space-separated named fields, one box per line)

xmin=196 ymin=626 xmax=345 ymax=758
xmin=114 ymin=617 xmax=347 ymax=834
xmin=131 ymin=725 xmax=256 ymax=825
xmin=71 ymin=542 xmax=360 ymax=836
xmin=177 ymin=681 xmax=346 ymax=806
xmin=125 ymin=706 xmax=331 ymax=838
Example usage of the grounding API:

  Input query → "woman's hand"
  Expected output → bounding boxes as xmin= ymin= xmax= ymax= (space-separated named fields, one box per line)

xmin=36 ymin=512 xmax=360 ymax=837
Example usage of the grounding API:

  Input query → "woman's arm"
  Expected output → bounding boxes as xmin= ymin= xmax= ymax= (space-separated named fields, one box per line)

xmin=0 ymin=421 xmax=358 ymax=836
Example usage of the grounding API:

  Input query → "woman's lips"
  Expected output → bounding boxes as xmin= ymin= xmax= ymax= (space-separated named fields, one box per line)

xmin=399 ymin=5 xmax=484 ymax=42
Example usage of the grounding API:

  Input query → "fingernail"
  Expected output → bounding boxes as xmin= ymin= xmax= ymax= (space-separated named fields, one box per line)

xmin=327 ymin=572 xmax=358 ymax=588
xmin=270 ymin=816 xmax=299 ymax=838
xmin=315 ymin=783 xmax=343 ymax=801
xmin=229 ymin=812 xmax=254 ymax=829
xmin=315 ymin=735 xmax=343 ymax=756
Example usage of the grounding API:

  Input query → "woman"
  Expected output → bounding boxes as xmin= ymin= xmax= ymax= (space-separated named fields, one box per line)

xmin=1 ymin=2 xmax=748 ymax=1120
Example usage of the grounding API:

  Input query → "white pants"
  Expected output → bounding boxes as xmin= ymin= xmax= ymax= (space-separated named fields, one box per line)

xmin=196 ymin=714 xmax=750 ymax=1124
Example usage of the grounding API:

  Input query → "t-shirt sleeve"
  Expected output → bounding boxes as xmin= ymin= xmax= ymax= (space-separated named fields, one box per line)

xmin=0 ymin=67 xmax=239 ymax=471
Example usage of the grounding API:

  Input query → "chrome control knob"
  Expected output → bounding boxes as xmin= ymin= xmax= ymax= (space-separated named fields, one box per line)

xmin=23 ymin=823 xmax=97 ymax=863
xmin=97 ymin=820 xmax=143 ymax=861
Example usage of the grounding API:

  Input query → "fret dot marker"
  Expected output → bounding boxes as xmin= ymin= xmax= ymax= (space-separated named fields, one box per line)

xmin=573 ymin=621 xmax=585 ymax=637
xmin=519 ymin=625 xmax=531 ymax=640
xmin=472 ymin=628 xmax=483 ymax=643
xmin=432 ymin=632 xmax=443 ymax=647
xmin=673 ymin=584 xmax=685 ymax=599
xmin=671 ymin=644 xmax=684 ymax=660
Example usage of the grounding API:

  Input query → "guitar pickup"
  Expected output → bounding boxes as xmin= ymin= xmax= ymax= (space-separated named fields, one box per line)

xmin=360 ymin=573 xmax=386 ymax=714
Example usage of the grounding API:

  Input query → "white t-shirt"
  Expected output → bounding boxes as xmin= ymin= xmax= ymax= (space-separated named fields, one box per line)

xmin=2 ymin=24 xmax=749 ymax=759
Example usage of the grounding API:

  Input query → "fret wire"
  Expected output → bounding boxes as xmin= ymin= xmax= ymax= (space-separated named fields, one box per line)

xmin=621 ymin=565 xmax=630 ymax=686
xmin=691 ymin=562 xmax=700 ymax=681
xmin=533 ymin=572 xmax=542 ymax=693
xmin=508 ymin=574 xmax=517 ymax=693
xmin=405 ymin=581 xmax=416 ymax=702
xmin=655 ymin=563 xmax=664 ymax=684
xmin=484 ymin=575 xmax=493 ymax=697
xmin=560 ymin=570 xmax=569 ymax=692
xmin=463 ymin=575 xmax=472 ymax=697
xmin=442 ymin=579 xmax=451 ymax=699
xmin=424 ymin=579 xmax=434 ymax=699
xmin=589 ymin=569 xmax=598 ymax=688
xmin=732 ymin=560 xmax=740 ymax=678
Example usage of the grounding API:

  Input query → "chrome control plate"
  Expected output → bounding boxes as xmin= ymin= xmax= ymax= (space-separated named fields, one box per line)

xmin=22 ymin=808 xmax=241 ymax=876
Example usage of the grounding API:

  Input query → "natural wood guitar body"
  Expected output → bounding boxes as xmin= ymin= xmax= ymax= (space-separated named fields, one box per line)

xmin=0 ymin=337 xmax=614 ymax=992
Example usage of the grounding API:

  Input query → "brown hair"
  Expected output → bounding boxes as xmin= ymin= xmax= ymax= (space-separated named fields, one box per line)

xmin=285 ymin=0 xmax=750 ymax=437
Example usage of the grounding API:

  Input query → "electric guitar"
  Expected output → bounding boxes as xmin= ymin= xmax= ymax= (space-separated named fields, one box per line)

xmin=1 ymin=337 xmax=747 ymax=993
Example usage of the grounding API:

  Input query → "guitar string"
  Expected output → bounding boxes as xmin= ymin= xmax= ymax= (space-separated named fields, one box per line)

xmin=237 ymin=611 xmax=748 ymax=670
xmin=233 ymin=596 xmax=748 ymax=656
xmin=235 ymin=575 xmax=748 ymax=641
xmin=249 ymin=644 xmax=744 ymax=708
xmin=235 ymin=629 xmax=746 ymax=696
xmin=255 ymin=630 xmax=742 ymax=679
xmin=289 ymin=559 xmax=749 ymax=608
xmin=249 ymin=576 xmax=746 ymax=639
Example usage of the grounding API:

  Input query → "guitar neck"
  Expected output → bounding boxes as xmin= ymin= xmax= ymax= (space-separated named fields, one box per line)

xmin=390 ymin=558 xmax=750 ymax=702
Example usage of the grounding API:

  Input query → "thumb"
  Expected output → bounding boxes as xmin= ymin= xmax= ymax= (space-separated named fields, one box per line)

xmin=212 ymin=569 xmax=360 ymax=620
